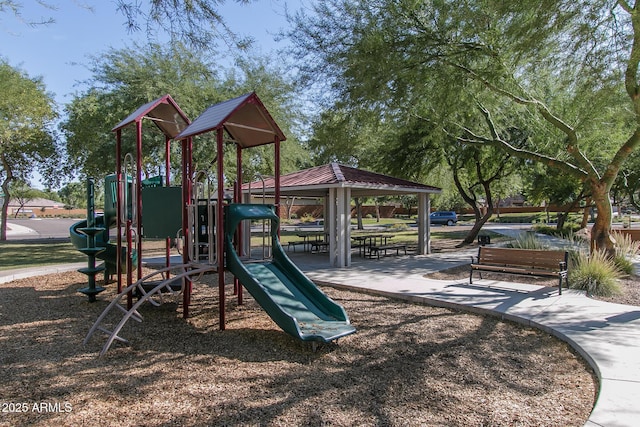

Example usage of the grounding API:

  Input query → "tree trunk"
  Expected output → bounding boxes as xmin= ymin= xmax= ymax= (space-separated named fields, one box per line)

xmin=1 ymin=153 xmax=15 ymax=241
xmin=0 ymin=183 xmax=9 ymax=241
xmin=557 ymin=212 xmax=566 ymax=230
xmin=460 ymin=202 xmax=494 ymax=246
xmin=355 ymin=198 xmax=364 ymax=230
xmin=457 ymin=209 xmax=493 ymax=247
xmin=286 ymin=196 xmax=296 ymax=220
xmin=580 ymin=197 xmax=592 ymax=229
xmin=590 ymin=183 xmax=616 ymax=257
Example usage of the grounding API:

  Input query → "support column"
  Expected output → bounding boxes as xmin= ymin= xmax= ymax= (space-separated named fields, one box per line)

xmin=274 ymin=136 xmax=281 ymax=218
xmin=135 ymin=120 xmax=143 ymax=279
xmin=181 ymin=137 xmax=193 ymax=318
xmin=216 ymin=128 xmax=226 ymax=330
xmin=115 ymin=129 xmax=122 ymax=293
xmin=328 ymin=188 xmax=337 ymax=267
xmin=336 ymin=187 xmax=351 ymax=267
xmin=418 ymin=193 xmax=431 ymax=255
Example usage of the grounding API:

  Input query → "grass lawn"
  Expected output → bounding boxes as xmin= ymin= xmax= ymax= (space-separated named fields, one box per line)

xmin=1 ymin=223 xmax=508 ymax=271
xmin=0 ymin=241 xmax=87 ymax=271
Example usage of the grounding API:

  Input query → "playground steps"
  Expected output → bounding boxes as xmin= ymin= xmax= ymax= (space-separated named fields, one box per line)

xmin=84 ymin=264 xmax=215 ymax=357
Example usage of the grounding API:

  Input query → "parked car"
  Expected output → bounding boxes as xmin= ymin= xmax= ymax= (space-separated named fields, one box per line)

xmin=430 ymin=211 xmax=458 ymax=226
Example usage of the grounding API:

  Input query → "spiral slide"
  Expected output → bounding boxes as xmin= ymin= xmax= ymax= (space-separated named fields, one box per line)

xmin=225 ymin=203 xmax=356 ymax=344
xmin=69 ymin=215 xmax=132 ymax=277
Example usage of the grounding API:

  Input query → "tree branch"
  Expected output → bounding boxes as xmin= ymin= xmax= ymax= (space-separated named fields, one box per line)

xmin=446 ymin=60 xmax=599 ymax=176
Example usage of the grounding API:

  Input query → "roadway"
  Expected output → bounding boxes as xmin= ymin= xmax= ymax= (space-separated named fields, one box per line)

xmin=6 ymin=218 xmax=79 ymax=240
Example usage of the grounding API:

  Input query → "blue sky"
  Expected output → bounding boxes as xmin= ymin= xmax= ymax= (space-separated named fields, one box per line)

xmin=1 ymin=1 xmax=294 ymax=188
xmin=0 ymin=0 xmax=292 ymax=105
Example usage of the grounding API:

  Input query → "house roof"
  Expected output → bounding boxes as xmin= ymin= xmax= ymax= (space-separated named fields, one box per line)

xmin=174 ymin=92 xmax=286 ymax=148
xmin=243 ymin=163 xmax=441 ymax=198
xmin=6 ymin=198 xmax=63 ymax=208
xmin=111 ymin=94 xmax=190 ymax=138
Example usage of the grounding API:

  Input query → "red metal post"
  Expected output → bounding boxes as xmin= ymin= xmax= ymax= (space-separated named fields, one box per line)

xmin=165 ymin=135 xmax=171 ymax=279
xmin=217 ymin=128 xmax=226 ymax=330
xmin=182 ymin=137 xmax=193 ymax=318
xmin=235 ymin=145 xmax=243 ymax=305
xmin=274 ymin=135 xmax=281 ymax=230
xmin=165 ymin=135 xmax=171 ymax=186
xmin=116 ymin=129 xmax=123 ymax=293
xmin=135 ymin=120 xmax=143 ymax=280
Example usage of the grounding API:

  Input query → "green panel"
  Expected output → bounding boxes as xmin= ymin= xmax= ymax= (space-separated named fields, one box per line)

xmin=142 ymin=186 xmax=183 ymax=238
xmin=103 ymin=174 xmax=118 ymax=222
xmin=142 ymin=175 xmax=164 ymax=188
xmin=104 ymin=174 xmax=133 ymax=226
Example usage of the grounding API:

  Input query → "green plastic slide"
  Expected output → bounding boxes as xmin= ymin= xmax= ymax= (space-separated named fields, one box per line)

xmin=225 ymin=203 xmax=356 ymax=343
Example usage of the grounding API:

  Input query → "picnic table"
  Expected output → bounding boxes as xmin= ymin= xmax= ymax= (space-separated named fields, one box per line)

xmin=288 ymin=231 xmax=327 ymax=252
xmin=351 ymin=234 xmax=395 ymax=258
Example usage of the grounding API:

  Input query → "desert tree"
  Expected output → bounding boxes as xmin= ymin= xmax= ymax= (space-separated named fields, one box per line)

xmin=285 ymin=0 xmax=639 ymax=255
xmin=0 ymin=59 xmax=59 ymax=240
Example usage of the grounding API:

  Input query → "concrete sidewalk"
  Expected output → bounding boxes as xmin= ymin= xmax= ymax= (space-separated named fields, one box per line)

xmin=292 ymin=249 xmax=640 ymax=427
xmin=0 ymin=263 xmax=86 ymax=284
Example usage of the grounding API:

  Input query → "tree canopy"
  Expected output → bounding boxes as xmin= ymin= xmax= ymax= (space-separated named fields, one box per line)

xmin=61 ymin=42 xmax=308 ymax=186
xmin=286 ymin=0 xmax=640 ymax=252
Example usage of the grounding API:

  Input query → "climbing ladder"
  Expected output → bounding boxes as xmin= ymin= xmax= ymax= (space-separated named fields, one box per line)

xmin=84 ymin=263 xmax=215 ymax=357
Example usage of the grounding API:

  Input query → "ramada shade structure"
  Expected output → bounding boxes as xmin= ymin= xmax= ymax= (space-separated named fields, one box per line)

xmin=242 ymin=163 xmax=442 ymax=267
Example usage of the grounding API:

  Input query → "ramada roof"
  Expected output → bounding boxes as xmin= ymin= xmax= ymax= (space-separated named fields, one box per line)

xmin=243 ymin=163 xmax=441 ymax=198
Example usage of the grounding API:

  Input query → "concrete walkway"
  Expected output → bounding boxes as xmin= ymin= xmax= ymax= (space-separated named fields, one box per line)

xmin=2 ymin=226 xmax=639 ymax=426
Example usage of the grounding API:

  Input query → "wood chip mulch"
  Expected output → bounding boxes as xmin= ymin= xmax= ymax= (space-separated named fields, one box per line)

xmin=0 ymin=266 xmax=597 ymax=427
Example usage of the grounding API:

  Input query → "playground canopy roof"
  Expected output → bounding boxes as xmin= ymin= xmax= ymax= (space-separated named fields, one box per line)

xmin=111 ymin=94 xmax=190 ymax=138
xmin=242 ymin=163 xmax=441 ymax=198
xmin=174 ymin=92 xmax=287 ymax=148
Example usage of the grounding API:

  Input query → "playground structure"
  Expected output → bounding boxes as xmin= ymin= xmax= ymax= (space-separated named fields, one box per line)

xmin=80 ymin=92 xmax=356 ymax=354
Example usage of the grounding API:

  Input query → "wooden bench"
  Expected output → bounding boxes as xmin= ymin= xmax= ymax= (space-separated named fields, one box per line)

xmin=368 ymin=244 xmax=407 ymax=259
xmin=470 ymin=247 xmax=569 ymax=294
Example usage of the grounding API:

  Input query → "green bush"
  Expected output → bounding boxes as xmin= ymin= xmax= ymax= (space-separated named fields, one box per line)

xmin=569 ymin=250 xmax=622 ymax=297
xmin=533 ymin=223 xmax=582 ymax=238
xmin=506 ymin=232 xmax=548 ymax=250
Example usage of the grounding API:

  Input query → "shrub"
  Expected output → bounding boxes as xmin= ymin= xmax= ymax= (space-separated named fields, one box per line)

xmin=506 ymin=232 xmax=548 ymax=250
xmin=300 ymin=213 xmax=315 ymax=223
xmin=569 ymin=250 xmax=622 ymax=297
xmin=389 ymin=222 xmax=408 ymax=232
xmin=612 ymin=231 xmax=640 ymax=275
xmin=533 ymin=223 xmax=582 ymax=238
